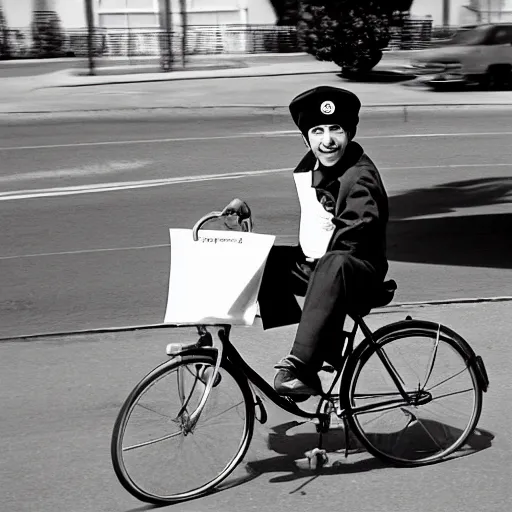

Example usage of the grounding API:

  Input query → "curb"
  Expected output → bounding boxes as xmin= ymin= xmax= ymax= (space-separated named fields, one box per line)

xmin=59 ymin=68 xmax=340 ymax=87
xmin=2 ymin=102 xmax=512 ymax=116
xmin=2 ymin=296 xmax=511 ymax=343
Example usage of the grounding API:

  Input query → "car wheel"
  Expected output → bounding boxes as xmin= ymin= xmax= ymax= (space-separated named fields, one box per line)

xmin=481 ymin=65 xmax=512 ymax=90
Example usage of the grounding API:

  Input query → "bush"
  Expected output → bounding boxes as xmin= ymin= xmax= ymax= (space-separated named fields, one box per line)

xmin=31 ymin=10 xmax=65 ymax=57
xmin=296 ymin=0 xmax=412 ymax=74
xmin=0 ymin=8 xmax=11 ymax=59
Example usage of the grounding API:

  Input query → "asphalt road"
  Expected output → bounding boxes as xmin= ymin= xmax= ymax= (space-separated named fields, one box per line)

xmin=1 ymin=301 xmax=510 ymax=512
xmin=1 ymin=107 xmax=511 ymax=512
xmin=0 ymin=107 xmax=511 ymax=338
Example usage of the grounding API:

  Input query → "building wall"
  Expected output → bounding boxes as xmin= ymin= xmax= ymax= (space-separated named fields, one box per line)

xmin=6 ymin=0 xmax=497 ymax=30
xmin=409 ymin=0 xmax=468 ymax=26
xmin=247 ymin=0 xmax=276 ymax=24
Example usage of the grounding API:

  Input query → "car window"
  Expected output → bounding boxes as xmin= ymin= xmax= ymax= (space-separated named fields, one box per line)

xmin=448 ymin=25 xmax=491 ymax=45
xmin=488 ymin=26 xmax=512 ymax=45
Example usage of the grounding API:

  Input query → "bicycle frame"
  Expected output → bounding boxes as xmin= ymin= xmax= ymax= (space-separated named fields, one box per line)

xmin=177 ymin=209 xmax=429 ymax=430
xmin=183 ymin=315 xmax=431 ymax=430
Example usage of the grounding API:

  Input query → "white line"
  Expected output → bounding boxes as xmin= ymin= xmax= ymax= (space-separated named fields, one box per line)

xmin=0 ymin=243 xmax=170 ymax=261
xmin=1 ymin=163 xmax=511 ymax=202
xmin=252 ymin=130 xmax=512 ymax=140
xmin=0 ymin=235 xmax=298 ymax=261
xmin=0 ymin=133 xmax=289 ymax=151
xmin=1 ymin=131 xmax=512 ymax=151
xmin=0 ymin=167 xmax=293 ymax=201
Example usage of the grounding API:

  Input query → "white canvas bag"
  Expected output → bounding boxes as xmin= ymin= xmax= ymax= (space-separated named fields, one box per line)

xmin=164 ymin=229 xmax=275 ymax=325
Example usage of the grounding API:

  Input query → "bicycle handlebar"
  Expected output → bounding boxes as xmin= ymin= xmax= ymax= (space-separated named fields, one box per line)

xmin=192 ymin=211 xmax=253 ymax=241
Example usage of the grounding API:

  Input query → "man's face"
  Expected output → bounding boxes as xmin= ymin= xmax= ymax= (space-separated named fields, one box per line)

xmin=307 ymin=124 xmax=349 ymax=167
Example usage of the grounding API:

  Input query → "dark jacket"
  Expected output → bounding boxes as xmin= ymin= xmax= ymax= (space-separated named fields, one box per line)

xmin=294 ymin=141 xmax=389 ymax=275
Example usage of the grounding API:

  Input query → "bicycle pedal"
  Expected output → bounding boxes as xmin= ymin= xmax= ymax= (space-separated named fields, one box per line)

xmin=295 ymin=448 xmax=328 ymax=471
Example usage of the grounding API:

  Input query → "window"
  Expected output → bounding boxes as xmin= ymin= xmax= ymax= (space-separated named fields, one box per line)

xmin=489 ymin=27 xmax=512 ymax=45
xmin=99 ymin=0 xmax=155 ymax=10
xmin=126 ymin=0 xmax=155 ymax=9
xmin=127 ymin=13 xmax=158 ymax=27
xmin=99 ymin=14 xmax=127 ymax=27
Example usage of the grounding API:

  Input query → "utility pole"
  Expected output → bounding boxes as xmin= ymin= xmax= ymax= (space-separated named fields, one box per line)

xmin=158 ymin=0 xmax=172 ymax=71
xmin=442 ymin=0 xmax=450 ymax=26
xmin=84 ymin=0 xmax=95 ymax=75
xmin=180 ymin=0 xmax=187 ymax=68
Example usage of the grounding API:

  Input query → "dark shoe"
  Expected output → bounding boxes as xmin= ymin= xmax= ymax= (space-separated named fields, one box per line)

xmin=274 ymin=368 xmax=319 ymax=396
xmin=273 ymin=356 xmax=322 ymax=399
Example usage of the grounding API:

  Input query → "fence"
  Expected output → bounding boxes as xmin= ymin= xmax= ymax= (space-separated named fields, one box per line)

xmin=1 ymin=20 xmax=439 ymax=60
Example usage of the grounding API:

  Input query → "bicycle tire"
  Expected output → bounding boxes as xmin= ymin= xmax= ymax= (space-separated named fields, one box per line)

xmin=344 ymin=319 xmax=483 ymax=466
xmin=111 ymin=352 xmax=255 ymax=504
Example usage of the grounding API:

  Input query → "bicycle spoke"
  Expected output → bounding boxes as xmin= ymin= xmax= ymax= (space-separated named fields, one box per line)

xmin=432 ymin=388 xmax=474 ymax=401
xmin=412 ymin=417 xmax=444 ymax=452
xmin=135 ymin=402 xmax=176 ymax=419
xmin=194 ymin=401 xmax=245 ymax=429
xmin=123 ymin=429 xmax=183 ymax=452
xmin=425 ymin=393 xmax=475 ymax=419
xmin=426 ymin=365 xmax=470 ymax=392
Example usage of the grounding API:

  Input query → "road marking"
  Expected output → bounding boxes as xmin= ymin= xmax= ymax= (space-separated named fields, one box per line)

xmin=0 ymin=243 xmax=170 ymax=261
xmin=1 ymin=130 xmax=512 ymax=151
xmin=0 ymin=160 xmax=152 ymax=183
xmin=0 ymin=235 xmax=298 ymax=261
xmin=1 ymin=163 xmax=512 ymax=202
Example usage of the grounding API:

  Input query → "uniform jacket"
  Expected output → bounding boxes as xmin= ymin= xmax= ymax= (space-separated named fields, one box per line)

xmin=294 ymin=141 xmax=389 ymax=276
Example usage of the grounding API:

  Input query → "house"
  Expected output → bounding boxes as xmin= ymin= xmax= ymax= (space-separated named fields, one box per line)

xmin=6 ymin=0 xmax=510 ymax=30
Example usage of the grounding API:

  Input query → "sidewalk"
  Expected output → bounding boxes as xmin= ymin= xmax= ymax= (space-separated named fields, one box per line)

xmin=2 ymin=52 xmax=512 ymax=115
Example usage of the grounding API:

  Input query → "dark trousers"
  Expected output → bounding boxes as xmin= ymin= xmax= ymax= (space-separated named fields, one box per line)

xmin=257 ymin=245 xmax=384 ymax=371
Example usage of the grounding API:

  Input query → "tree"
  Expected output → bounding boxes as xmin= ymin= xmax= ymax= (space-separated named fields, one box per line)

xmin=269 ymin=0 xmax=301 ymax=25
xmin=271 ymin=0 xmax=414 ymax=75
xmin=31 ymin=7 xmax=64 ymax=57
xmin=0 ymin=3 xmax=11 ymax=59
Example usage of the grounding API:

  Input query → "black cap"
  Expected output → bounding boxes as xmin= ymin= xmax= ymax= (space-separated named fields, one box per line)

xmin=289 ymin=86 xmax=361 ymax=138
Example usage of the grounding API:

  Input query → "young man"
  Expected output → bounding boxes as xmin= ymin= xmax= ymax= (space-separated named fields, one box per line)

xmin=223 ymin=85 xmax=389 ymax=397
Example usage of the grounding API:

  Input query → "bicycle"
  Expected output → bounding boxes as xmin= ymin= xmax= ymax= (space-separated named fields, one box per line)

xmin=111 ymin=209 xmax=490 ymax=505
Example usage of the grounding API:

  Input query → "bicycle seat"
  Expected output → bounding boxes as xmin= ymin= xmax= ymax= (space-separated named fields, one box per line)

xmin=352 ymin=279 xmax=397 ymax=317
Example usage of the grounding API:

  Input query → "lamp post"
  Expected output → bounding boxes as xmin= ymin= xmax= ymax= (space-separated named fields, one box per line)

xmin=442 ymin=0 xmax=450 ymax=26
xmin=180 ymin=0 xmax=187 ymax=68
xmin=158 ymin=0 xmax=172 ymax=71
xmin=84 ymin=0 xmax=95 ymax=75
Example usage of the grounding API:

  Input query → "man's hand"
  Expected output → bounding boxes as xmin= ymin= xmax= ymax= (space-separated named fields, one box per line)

xmin=221 ymin=198 xmax=252 ymax=220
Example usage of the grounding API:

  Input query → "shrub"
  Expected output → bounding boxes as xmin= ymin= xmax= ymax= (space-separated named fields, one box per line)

xmin=271 ymin=0 xmax=414 ymax=73
xmin=31 ymin=10 xmax=65 ymax=57
xmin=0 ymin=7 xmax=11 ymax=59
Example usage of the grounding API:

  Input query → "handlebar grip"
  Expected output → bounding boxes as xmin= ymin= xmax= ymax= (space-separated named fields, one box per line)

xmin=192 ymin=212 xmax=223 ymax=241
xmin=191 ymin=207 xmax=253 ymax=241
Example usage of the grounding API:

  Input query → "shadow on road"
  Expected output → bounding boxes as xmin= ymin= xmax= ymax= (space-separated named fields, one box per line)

xmin=241 ymin=421 xmax=494 ymax=490
xmin=337 ymin=71 xmax=414 ymax=84
xmin=388 ymin=177 xmax=512 ymax=269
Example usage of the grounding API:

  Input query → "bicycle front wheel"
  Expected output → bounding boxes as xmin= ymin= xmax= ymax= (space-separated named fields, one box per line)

xmin=346 ymin=320 xmax=483 ymax=466
xmin=111 ymin=353 xmax=255 ymax=504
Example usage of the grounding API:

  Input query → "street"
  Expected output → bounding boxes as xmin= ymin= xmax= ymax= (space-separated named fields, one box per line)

xmin=0 ymin=86 xmax=511 ymax=512
xmin=0 ymin=108 xmax=510 ymax=337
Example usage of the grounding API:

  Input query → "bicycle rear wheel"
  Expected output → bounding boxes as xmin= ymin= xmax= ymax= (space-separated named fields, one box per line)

xmin=111 ymin=353 xmax=255 ymax=504
xmin=346 ymin=320 xmax=483 ymax=465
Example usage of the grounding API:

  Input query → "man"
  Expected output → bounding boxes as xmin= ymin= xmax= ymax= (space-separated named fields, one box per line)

xmin=223 ymin=85 xmax=389 ymax=398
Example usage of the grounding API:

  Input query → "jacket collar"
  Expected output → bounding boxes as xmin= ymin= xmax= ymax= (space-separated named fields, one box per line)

xmin=311 ymin=141 xmax=364 ymax=189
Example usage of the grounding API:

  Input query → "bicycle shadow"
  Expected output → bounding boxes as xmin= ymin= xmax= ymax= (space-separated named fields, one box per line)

xmin=120 ymin=422 xmax=495 ymax=510
xmin=242 ymin=420 xmax=494 ymax=488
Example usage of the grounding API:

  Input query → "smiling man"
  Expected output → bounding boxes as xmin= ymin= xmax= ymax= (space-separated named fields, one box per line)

xmin=224 ymin=85 xmax=389 ymax=398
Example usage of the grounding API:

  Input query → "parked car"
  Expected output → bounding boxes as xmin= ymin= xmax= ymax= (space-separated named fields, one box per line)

xmin=402 ymin=23 xmax=512 ymax=89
